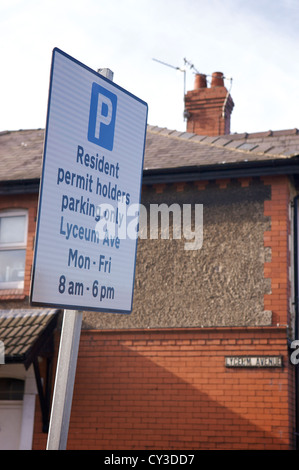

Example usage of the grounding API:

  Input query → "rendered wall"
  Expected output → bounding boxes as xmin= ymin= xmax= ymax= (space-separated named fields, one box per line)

xmin=84 ymin=177 xmax=273 ymax=329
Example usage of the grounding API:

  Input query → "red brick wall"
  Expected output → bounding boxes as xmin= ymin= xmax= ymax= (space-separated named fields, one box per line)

xmin=33 ymin=327 xmax=295 ymax=450
xmin=263 ymin=175 xmax=291 ymax=327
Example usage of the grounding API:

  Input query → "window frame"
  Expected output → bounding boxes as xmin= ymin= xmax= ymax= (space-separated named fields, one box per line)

xmin=0 ymin=209 xmax=28 ymax=290
xmin=0 ymin=378 xmax=25 ymax=400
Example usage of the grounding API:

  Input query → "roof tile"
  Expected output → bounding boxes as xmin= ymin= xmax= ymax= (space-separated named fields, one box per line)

xmin=237 ymin=143 xmax=259 ymax=151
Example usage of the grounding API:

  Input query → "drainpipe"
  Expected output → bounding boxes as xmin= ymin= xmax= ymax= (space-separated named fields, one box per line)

xmin=293 ymin=195 xmax=299 ymax=449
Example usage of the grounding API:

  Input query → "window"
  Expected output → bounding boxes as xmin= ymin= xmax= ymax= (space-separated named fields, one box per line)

xmin=0 ymin=378 xmax=25 ymax=400
xmin=0 ymin=211 xmax=28 ymax=290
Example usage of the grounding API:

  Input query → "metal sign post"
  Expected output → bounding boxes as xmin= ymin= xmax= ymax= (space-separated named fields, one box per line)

xmin=46 ymin=309 xmax=82 ymax=450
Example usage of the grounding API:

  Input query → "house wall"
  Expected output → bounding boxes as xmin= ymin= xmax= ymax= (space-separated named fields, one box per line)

xmin=1 ymin=175 xmax=296 ymax=450
xmin=30 ymin=174 xmax=297 ymax=450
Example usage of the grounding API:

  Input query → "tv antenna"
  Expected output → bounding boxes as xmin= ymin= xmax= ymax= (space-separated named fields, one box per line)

xmin=152 ymin=58 xmax=200 ymax=120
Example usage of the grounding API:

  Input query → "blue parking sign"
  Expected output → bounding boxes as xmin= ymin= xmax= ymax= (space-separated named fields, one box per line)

xmin=30 ymin=48 xmax=148 ymax=314
xmin=88 ymin=83 xmax=117 ymax=151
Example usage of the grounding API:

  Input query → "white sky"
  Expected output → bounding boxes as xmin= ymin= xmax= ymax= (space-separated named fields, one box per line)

xmin=1 ymin=0 xmax=299 ymax=134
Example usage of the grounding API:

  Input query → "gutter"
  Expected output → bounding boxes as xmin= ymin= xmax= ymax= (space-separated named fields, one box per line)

xmin=143 ymin=158 xmax=299 ymax=184
xmin=0 ymin=178 xmax=40 ymax=194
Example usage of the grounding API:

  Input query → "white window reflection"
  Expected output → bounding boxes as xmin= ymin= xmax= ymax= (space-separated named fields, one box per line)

xmin=0 ymin=211 xmax=28 ymax=290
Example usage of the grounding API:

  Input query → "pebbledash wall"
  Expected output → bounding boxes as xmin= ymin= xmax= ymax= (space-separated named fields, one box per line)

xmin=29 ymin=173 xmax=296 ymax=450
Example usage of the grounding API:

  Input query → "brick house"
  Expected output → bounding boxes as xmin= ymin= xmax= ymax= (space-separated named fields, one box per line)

xmin=1 ymin=71 xmax=299 ymax=449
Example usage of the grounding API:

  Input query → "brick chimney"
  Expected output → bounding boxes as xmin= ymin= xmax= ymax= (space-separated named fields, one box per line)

xmin=184 ymin=72 xmax=234 ymax=136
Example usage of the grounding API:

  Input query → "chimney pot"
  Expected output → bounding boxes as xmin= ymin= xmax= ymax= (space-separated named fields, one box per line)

xmin=194 ymin=73 xmax=207 ymax=89
xmin=211 ymin=72 xmax=224 ymax=87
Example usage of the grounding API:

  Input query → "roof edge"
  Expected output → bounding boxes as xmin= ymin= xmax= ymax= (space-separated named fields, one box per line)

xmin=143 ymin=158 xmax=299 ymax=183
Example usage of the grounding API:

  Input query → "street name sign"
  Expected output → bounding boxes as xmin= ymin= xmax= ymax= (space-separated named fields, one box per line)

xmin=225 ymin=356 xmax=282 ymax=368
xmin=30 ymin=48 xmax=148 ymax=314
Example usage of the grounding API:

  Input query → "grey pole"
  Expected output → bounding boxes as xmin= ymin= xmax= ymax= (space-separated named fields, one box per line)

xmin=46 ymin=310 xmax=82 ymax=450
xmin=97 ymin=68 xmax=114 ymax=81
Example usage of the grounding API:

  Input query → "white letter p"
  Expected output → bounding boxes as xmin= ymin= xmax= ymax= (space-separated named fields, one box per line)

xmin=95 ymin=94 xmax=113 ymax=139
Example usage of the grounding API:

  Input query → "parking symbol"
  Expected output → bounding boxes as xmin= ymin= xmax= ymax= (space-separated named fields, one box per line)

xmin=88 ymin=83 xmax=117 ymax=151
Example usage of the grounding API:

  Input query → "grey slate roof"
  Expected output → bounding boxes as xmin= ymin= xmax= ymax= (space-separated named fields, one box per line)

xmin=1 ymin=126 xmax=299 ymax=183
xmin=0 ymin=129 xmax=44 ymax=182
xmin=145 ymin=126 xmax=299 ymax=170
